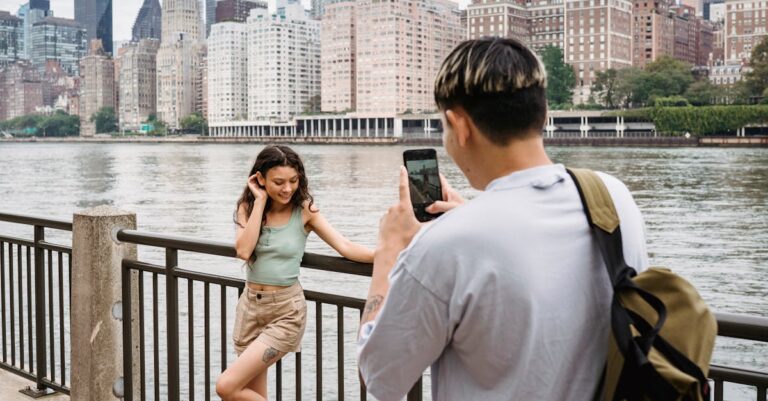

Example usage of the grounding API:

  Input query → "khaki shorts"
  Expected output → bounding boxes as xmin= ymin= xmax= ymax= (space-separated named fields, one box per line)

xmin=232 ymin=282 xmax=307 ymax=355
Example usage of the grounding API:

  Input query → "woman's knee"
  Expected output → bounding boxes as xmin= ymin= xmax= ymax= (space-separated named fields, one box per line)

xmin=215 ymin=373 xmax=239 ymax=400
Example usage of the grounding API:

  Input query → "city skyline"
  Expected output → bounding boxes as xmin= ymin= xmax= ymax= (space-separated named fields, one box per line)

xmin=0 ymin=0 xmax=471 ymax=42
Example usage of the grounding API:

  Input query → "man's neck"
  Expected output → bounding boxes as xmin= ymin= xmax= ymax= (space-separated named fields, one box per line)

xmin=474 ymin=135 xmax=552 ymax=189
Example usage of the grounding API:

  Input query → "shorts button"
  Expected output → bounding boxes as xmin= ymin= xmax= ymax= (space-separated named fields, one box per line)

xmin=256 ymin=294 xmax=262 ymax=300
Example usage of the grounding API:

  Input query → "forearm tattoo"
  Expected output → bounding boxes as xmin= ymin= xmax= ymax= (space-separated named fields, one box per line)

xmin=361 ymin=295 xmax=384 ymax=323
xmin=262 ymin=346 xmax=279 ymax=363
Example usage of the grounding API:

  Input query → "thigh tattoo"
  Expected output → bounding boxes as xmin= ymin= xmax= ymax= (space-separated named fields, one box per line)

xmin=262 ymin=346 xmax=279 ymax=363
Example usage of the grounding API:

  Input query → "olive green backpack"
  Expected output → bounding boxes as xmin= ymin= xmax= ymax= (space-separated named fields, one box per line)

xmin=567 ymin=168 xmax=718 ymax=401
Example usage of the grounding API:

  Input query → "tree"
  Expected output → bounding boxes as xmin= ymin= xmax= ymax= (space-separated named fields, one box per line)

xmin=180 ymin=112 xmax=207 ymax=135
xmin=143 ymin=113 xmax=167 ymax=135
xmin=38 ymin=110 xmax=79 ymax=136
xmin=541 ymin=45 xmax=576 ymax=106
xmin=90 ymin=107 xmax=117 ymax=133
xmin=591 ymin=69 xmax=619 ymax=108
xmin=684 ymin=80 xmax=718 ymax=106
xmin=742 ymin=36 xmax=768 ymax=101
xmin=643 ymin=56 xmax=694 ymax=103
xmin=613 ymin=68 xmax=648 ymax=108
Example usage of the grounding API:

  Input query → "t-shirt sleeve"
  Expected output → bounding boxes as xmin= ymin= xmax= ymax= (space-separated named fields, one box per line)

xmin=357 ymin=261 xmax=450 ymax=401
xmin=598 ymin=172 xmax=650 ymax=272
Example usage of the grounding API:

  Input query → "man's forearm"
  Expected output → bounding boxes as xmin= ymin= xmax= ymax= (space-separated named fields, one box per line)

xmin=360 ymin=245 xmax=400 ymax=325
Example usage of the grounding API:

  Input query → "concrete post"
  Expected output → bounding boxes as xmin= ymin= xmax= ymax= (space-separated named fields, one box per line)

xmin=71 ymin=206 xmax=139 ymax=401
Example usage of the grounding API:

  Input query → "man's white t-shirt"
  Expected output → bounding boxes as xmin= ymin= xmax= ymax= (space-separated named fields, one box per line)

xmin=358 ymin=164 xmax=649 ymax=401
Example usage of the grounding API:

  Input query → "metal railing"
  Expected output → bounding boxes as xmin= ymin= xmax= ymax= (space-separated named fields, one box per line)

xmin=116 ymin=228 xmax=422 ymax=401
xmin=0 ymin=211 xmax=766 ymax=400
xmin=0 ymin=212 xmax=72 ymax=397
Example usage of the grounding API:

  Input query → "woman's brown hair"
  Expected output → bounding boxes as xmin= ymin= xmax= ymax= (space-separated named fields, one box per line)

xmin=234 ymin=145 xmax=315 ymax=261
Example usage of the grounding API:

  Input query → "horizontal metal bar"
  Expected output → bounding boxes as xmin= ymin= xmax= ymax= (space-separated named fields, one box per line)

xmin=709 ymin=364 xmax=768 ymax=387
xmin=0 ymin=235 xmax=34 ymax=248
xmin=0 ymin=212 xmax=72 ymax=231
xmin=715 ymin=313 xmax=768 ymax=342
xmin=115 ymin=229 xmax=373 ymax=276
xmin=39 ymin=379 xmax=69 ymax=395
xmin=116 ymin=229 xmax=236 ymax=257
xmin=0 ymin=360 xmax=35 ymax=381
xmin=301 ymin=253 xmax=372 ymax=277
xmin=121 ymin=260 xmax=168 ymax=276
xmin=174 ymin=268 xmax=244 ymax=288
xmin=304 ymin=290 xmax=365 ymax=310
xmin=36 ymin=241 xmax=71 ymax=254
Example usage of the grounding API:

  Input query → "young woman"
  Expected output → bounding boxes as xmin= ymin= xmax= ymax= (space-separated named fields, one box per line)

xmin=216 ymin=145 xmax=374 ymax=401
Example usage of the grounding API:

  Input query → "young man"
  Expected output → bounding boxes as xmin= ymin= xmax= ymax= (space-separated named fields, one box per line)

xmin=357 ymin=37 xmax=650 ymax=400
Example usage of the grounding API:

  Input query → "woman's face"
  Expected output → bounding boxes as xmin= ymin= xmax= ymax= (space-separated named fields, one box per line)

xmin=259 ymin=166 xmax=300 ymax=206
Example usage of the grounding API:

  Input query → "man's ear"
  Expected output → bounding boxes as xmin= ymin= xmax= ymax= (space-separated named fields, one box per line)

xmin=445 ymin=108 xmax=471 ymax=148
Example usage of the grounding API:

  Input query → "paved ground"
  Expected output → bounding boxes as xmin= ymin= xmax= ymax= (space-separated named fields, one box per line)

xmin=0 ymin=371 xmax=68 ymax=401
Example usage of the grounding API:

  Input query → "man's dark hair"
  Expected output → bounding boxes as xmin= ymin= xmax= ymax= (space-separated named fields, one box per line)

xmin=434 ymin=37 xmax=548 ymax=145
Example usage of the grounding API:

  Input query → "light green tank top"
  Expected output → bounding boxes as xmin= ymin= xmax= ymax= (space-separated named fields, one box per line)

xmin=247 ymin=207 xmax=309 ymax=286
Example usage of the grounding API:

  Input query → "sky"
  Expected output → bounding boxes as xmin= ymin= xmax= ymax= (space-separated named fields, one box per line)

xmin=0 ymin=0 xmax=470 ymax=42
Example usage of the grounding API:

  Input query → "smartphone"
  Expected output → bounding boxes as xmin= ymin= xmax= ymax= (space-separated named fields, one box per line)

xmin=403 ymin=149 xmax=443 ymax=222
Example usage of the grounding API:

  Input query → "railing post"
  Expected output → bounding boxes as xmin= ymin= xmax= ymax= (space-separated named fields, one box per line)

xmin=19 ymin=226 xmax=54 ymax=397
xmin=166 ymin=248 xmax=180 ymax=401
xmin=71 ymin=206 xmax=137 ymax=401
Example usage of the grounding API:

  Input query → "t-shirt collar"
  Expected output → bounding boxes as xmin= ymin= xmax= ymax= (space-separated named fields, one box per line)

xmin=485 ymin=163 xmax=568 ymax=191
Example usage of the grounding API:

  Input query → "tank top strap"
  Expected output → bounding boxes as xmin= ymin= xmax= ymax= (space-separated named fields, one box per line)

xmin=290 ymin=206 xmax=304 ymax=230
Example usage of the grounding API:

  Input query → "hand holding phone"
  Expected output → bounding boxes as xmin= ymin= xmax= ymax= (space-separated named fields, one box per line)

xmin=403 ymin=149 xmax=444 ymax=222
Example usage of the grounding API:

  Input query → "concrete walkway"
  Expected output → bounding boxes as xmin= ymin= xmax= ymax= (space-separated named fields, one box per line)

xmin=0 ymin=371 xmax=69 ymax=401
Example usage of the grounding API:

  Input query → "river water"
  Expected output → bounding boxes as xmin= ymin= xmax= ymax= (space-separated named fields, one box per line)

xmin=0 ymin=142 xmax=766 ymax=400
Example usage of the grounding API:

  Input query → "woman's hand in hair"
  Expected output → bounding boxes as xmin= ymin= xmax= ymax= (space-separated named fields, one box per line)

xmin=248 ymin=173 xmax=268 ymax=205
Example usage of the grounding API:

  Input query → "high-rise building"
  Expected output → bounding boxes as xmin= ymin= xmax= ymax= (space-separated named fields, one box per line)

xmin=311 ymin=0 xmax=326 ymax=20
xmin=697 ymin=19 xmax=715 ymax=66
xmin=529 ymin=0 xmax=565 ymax=52
xmin=467 ymin=0 xmax=529 ymax=44
xmin=208 ymin=22 xmax=248 ymax=123
xmin=0 ymin=60 xmax=43 ymax=120
xmin=132 ymin=0 xmax=162 ymax=41
xmin=79 ymin=40 xmax=115 ymax=136
xmin=725 ymin=0 xmax=768 ymax=62
xmin=354 ymin=0 xmax=463 ymax=114
xmin=703 ymin=0 xmax=724 ymax=21
xmin=0 ymin=12 xmax=23 ymax=67
xmin=41 ymin=60 xmax=79 ymax=108
xmin=215 ymin=0 xmax=267 ymax=23
xmin=205 ymin=0 xmax=216 ymax=36
xmin=195 ymin=45 xmax=207 ymax=118
xmin=162 ymin=0 xmax=202 ymax=43
xmin=30 ymin=0 xmax=50 ymax=11
xmin=118 ymin=39 xmax=159 ymax=131
xmin=566 ymin=0 xmax=632 ymax=101
xmin=246 ymin=1 xmax=320 ymax=120
xmin=75 ymin=0 xmax=113 ymax=55
xmin=321 ymin=0 xmax=356 ymax=112
xmin=29 ymin=17 xmax=88 ymax=76
xmin=18 ymin=2 xmax=53 ymax=60
xmin=157 ymin=0 xmax=204 ymax=129
xmin=672 ymin=4 xmax=698 ymax=65
xmin=632 ymin=0 xmax=674 ymax=68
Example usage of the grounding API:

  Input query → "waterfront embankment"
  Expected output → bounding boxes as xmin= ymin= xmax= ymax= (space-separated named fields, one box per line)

xmin=2 ymin=135 xmax=767 ymax=147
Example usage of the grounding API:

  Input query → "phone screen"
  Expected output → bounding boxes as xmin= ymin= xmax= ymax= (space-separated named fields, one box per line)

xmin=404 ymin=149 xmax=443 ymax=222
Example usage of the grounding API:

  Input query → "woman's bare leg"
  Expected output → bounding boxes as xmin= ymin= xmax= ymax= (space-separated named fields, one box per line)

xmin=216 ymin=340 xmax=285 ymax=401
xmin=245 ymin=370 xmax=268 ymax=399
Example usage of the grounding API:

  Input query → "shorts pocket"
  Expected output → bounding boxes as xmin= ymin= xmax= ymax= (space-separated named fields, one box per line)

xmin=292 ymin=297 xmax=306 ymax=313
xmin=232 ymin=294 xmax=249 ymax=346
